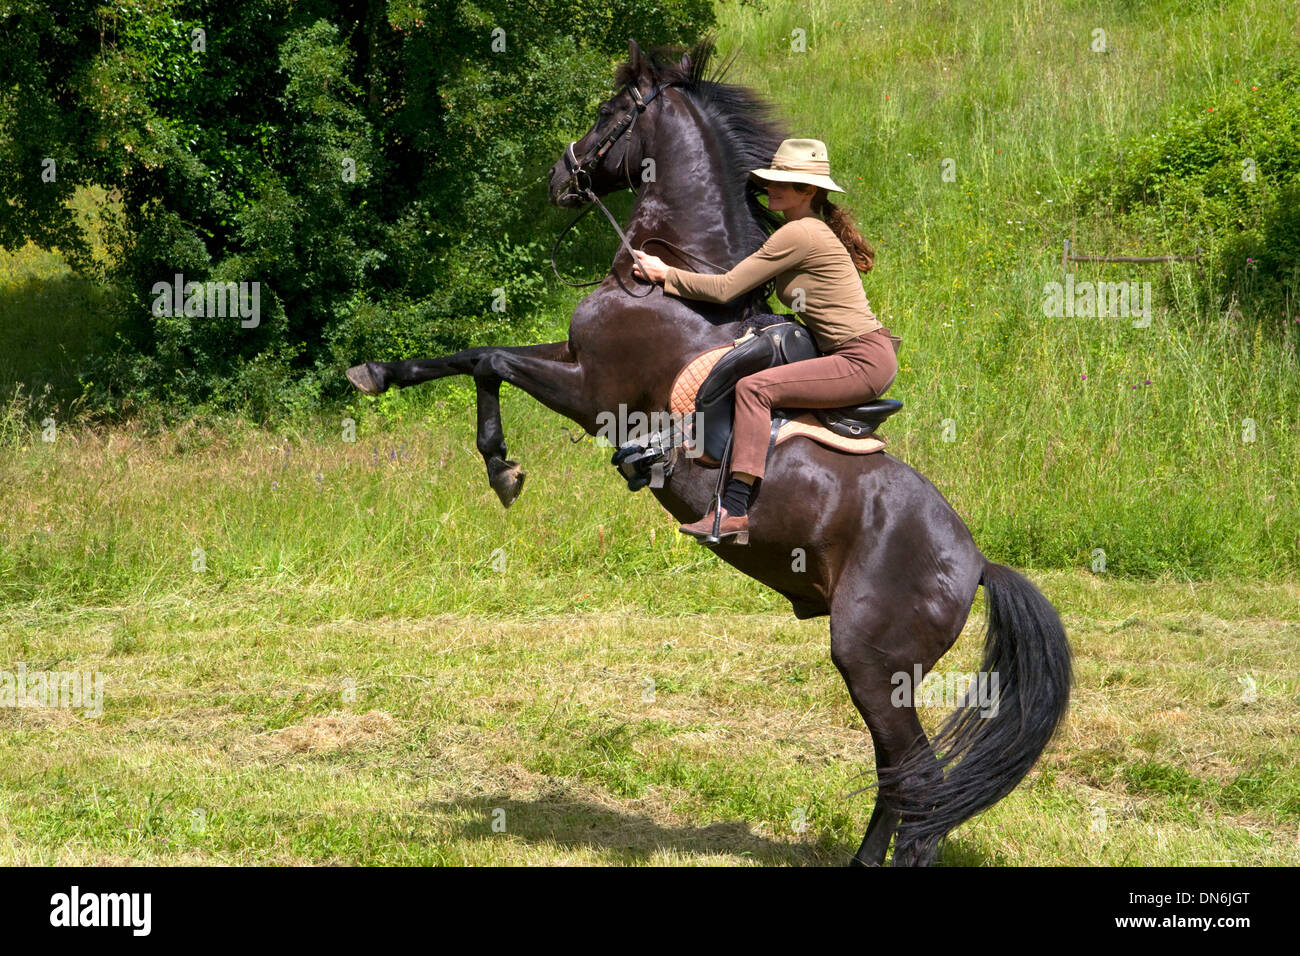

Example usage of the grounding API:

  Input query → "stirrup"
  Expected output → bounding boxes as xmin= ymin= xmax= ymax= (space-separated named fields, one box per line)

xmin=703 ymin=431 xmax=735 ymax=544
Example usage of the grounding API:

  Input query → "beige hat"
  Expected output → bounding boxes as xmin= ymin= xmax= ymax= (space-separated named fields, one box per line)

xmin=749 ymin=138 xmax=845 ymax=193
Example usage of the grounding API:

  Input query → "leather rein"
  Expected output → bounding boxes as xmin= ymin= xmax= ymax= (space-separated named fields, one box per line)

xmin=551 ymin=80 xmax=729 ymax=297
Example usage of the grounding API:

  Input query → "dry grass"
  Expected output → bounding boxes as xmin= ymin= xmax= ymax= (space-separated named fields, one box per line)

xmin=261 ymin=710 xmax=399 ymax=754
xmin=1 ymin=576 xmax=1296 ymax=865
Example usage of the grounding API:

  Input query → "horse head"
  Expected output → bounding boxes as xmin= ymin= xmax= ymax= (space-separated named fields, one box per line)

xmin=547 ymin=39 xmax=692 ymax=208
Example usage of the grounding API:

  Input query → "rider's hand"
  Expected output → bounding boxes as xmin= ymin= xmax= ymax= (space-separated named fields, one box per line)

xmin=631 ymin=250 xmax=668 ymax=284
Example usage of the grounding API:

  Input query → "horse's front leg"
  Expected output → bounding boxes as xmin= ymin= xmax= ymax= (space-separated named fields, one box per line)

xmin=347 ymin=342 xmax=591 ymax=508
xmin=346 ymin=344 xmax=507 ymax=393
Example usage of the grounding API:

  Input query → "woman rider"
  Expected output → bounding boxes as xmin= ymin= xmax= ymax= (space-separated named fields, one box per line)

xmin=631 ymin=138 xmax=898 ymax=545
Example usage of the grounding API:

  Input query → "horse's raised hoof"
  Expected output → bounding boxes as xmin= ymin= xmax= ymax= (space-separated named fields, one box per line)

xmin=489 ymin=458 xmax=527 ymax=508
xmin=346 ymin=362 xmax=387 ymax=395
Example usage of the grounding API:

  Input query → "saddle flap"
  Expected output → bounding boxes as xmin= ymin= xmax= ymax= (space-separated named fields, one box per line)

xmin=693 ymin=320 xmax=815 ymax=462
xmin=696 ymin=321 xmax=813 ymax=408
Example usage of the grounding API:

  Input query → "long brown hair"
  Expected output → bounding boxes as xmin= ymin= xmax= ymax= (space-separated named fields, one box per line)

xmin=799 ymin=185 xmax=875 ymax=273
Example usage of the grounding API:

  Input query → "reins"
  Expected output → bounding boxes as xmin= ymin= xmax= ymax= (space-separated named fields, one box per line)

xmin=550 ymin=189 xmax=730 ymax=296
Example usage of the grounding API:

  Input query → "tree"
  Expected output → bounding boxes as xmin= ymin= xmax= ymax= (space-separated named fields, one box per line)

xmin=0 ymin=0 xmax=716 ymax=416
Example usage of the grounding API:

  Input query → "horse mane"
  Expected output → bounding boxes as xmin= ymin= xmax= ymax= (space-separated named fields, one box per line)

xmin=616 ymin=36 xmax=790 ymax=320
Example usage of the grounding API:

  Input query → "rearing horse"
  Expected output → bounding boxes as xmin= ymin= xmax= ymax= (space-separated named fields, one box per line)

xmin=345 ymin=38 xmax=1072 ymax=866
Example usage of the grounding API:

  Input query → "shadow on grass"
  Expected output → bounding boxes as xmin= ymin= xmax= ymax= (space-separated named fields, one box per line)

xmin=423 ymin=793 xmax=841 ymax=865
xmin=933 ymin=838 xmax=1005 ymax=867
xmin=422 ymin=792 xmax=1000 ymax=866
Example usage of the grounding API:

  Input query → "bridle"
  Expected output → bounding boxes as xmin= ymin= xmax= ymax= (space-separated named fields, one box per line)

xmin=552 ymin=79 xmax=728 ymax=297
xmin=557 ymin=80 xmax=677 ymax=206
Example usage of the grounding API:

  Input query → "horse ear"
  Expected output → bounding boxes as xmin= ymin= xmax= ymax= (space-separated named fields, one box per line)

xmin=678 ymin=52 xmax=691 ymax=75
xmin=628 ymin=38 xmax=644 ymax=74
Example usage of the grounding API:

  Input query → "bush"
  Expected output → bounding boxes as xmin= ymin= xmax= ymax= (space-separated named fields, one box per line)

xmin=1074 ymin=55 xmax=1300 ymax=322
xmin=0 ymin=1 xmax=717 ymax=419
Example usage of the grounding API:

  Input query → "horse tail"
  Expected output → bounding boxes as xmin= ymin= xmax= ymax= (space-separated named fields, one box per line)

xmin=882 ymin=560 xmax=1073 ymax=864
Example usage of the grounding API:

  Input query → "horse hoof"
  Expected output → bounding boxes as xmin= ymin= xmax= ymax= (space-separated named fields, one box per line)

xmin=346 ymin=362 xmax=386 ymax=395
xmin=491 ymin=460 xmax=527 ymax=508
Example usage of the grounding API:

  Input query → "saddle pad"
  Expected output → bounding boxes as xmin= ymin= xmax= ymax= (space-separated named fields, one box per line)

xmin=668 ymin=346 xmax=887 ymax=457
xmin=775 ymin=413 xmax=886 ymax=455
xmin=669 ymin=345 xmax=731 ymax=417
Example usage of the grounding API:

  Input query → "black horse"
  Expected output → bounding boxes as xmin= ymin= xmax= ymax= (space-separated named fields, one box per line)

xmin=346 ymin=38 xmax=1072 ymax=866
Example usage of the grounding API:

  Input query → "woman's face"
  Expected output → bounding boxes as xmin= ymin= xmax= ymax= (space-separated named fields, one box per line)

xmin=762 ymin=180 xmax=815 ymax=214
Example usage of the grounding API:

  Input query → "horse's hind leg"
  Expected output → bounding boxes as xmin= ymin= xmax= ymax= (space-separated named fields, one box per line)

xmin=851 ymin=742 xmax=901 ymax=866
xmin=829 ymin=598 xmax=958 ymax=866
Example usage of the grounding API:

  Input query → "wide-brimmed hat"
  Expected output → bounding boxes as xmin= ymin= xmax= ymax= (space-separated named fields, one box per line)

xmin=749 ymin=138 xmax=845 ymax=193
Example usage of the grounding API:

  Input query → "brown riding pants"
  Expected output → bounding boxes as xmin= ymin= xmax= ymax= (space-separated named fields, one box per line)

xmin=730 ymin=326 xmax=898 ymax=480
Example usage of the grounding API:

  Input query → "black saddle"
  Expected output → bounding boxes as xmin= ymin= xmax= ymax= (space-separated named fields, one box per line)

xmin=693 ymin=320 xmax=902 ymax=464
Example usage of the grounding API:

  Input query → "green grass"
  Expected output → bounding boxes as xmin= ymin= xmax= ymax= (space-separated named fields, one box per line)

xmin=705 ymin=0 xmax=1300 ymax=579
xmin=2 ymin=0 xmax=1299 ymax=864
xmin=0 ymin=404 xmax=1297 ymax=865
xmin=0 ymin=573 xmax=1296 ymax=865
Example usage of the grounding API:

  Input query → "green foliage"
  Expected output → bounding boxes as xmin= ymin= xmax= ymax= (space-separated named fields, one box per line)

xmin=323 ymin=231 xmax=552 ymax=383
xmin=4 ymin=0 xmax=1300 ymax=580
xmin=1218 ymin=182 xmax=1300 ymax=316
xmin=1075 ymin=55 xmax=1300 ymax=321
xmin=0 ymin=0 xmax=716 ymax=418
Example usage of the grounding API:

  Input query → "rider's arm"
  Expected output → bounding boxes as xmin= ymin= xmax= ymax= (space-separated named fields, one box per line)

xmin=662 ymin=219 xmax=811 ymax=303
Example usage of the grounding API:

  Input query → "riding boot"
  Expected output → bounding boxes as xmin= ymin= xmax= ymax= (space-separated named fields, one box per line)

xmin=679 ymin=505 xmax=749 ymax=545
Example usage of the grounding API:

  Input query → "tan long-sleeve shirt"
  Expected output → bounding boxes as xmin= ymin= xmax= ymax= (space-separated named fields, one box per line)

xmin=661 ymin=216 xmax=881 ymax=351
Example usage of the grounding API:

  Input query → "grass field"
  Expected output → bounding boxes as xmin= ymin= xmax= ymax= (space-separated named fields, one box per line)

xmin=1 ymin=596 xmax=1296 ymax=865
xmin=0 ymin=402 xmax=1296 ymax=865
xmin=2 ymin=0 xmax=1299 ymax=864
